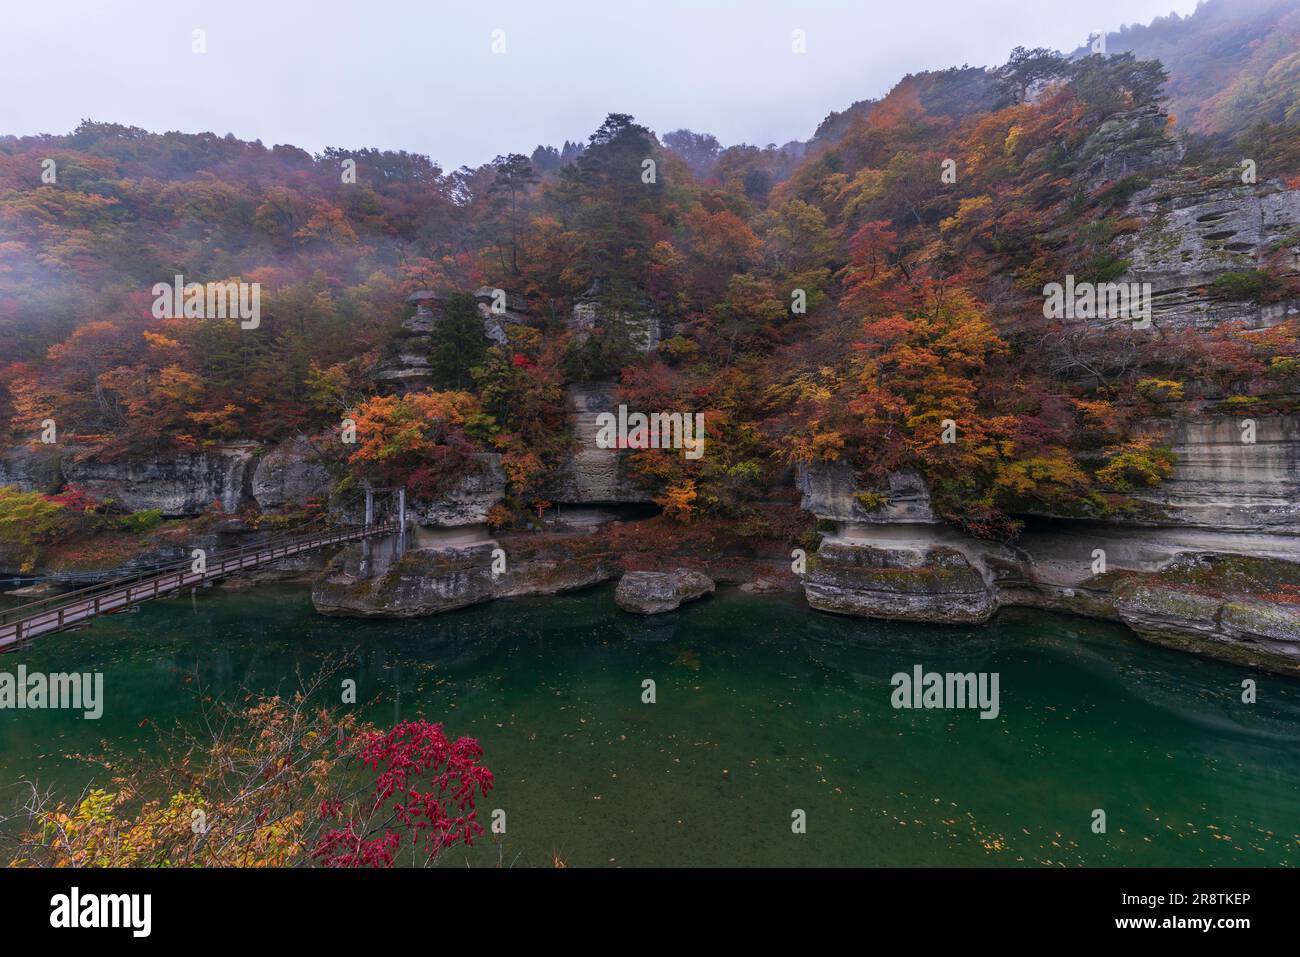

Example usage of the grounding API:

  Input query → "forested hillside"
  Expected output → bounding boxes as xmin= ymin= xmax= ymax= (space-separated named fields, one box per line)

xmin=1 ymin=0 xmax=1297 ymax=549
xmin=1094 ymin=0 xmax=1300 ymax=134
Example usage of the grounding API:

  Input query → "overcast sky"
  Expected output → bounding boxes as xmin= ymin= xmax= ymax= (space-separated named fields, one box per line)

xmin=0 ymin=0 xmax=1202 ymax=170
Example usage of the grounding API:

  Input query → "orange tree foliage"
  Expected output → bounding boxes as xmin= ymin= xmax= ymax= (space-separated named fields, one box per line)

xmin=771 ymin=284 xmax=1109 ymax=538
xmin=347 ymin=390 xmax=489 ymax=499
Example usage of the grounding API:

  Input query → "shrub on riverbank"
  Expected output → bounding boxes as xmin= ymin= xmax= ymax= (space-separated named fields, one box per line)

xmin=6 ymin=677 xmax=494 ymax=868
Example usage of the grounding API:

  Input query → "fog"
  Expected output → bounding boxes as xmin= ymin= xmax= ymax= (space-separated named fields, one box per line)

xmin=0 ymin=0 xmax=1202 ymax=167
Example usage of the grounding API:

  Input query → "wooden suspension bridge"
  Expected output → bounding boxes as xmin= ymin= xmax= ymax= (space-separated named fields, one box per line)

xmin=0 ymin=487 xmax=407 ymax=652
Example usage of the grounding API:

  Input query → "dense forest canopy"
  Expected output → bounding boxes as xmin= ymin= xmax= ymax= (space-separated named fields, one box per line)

xmin=1 ymin=0 xmax=1297 ymax=542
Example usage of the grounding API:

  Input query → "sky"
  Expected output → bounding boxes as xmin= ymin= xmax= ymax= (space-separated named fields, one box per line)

xmin=0 ymin=0 xmax=1204 ymax=170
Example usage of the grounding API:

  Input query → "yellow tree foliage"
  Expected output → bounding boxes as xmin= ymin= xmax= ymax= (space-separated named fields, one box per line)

xmin=656 ymin=479 xmax=697 ymax=522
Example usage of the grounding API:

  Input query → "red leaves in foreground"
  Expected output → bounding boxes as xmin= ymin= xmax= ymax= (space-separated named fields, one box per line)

xmin=312 ymin=720 xmax=495 ymax=868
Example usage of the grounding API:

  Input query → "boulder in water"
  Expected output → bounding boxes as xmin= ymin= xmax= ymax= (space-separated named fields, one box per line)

xmin=615 ymin=568 xmax=714 ymax=614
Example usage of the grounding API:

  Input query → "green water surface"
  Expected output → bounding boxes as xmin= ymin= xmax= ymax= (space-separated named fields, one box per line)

xmin=1 ymin=585 xmax=1296 ymax=867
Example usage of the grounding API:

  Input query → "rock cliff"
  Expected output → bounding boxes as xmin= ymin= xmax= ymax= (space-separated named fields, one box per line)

xmin=1130 ymin=415 xmax=1300 ymax=530
xmin=409 ymin=453 xmax=507 ymax=528
xmin=1121 ymin=178 xmax=1300 ymax=332
xmin=795 ymin=431 xmax=1300 ymax=673
xmin=1 ymin=436 xmax=333 ymax=518
xmin=541 ymin=383 xmax=654 ymax=505
xmin=62 ymin=443 xmax=258 ymax=515
xmin=251 ymin=436 xmax=333 ymax=511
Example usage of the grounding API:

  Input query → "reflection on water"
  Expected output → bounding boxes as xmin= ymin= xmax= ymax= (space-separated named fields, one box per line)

xmin=1 ymin=585 xmax=1297 ymax=867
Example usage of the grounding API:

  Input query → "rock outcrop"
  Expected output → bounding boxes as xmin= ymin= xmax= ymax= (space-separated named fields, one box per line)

xmin=1119 ymin=178 xmax=1300 ymax=333
xmin=491 ymin=535 xmax=624 ymax=599
xmin=614 ymin=568 xmax=715 ymax=614
xmin=251 ymin=436 xmax=332 ymax=511
xmin=409 ymin=453 xmax=507 ymax=528
xmin=796 ymin=462 xmax=934 ymax=525
xmin=794 ymin=436 xmax=1300 ymax=671
xmin=62 ymin=443 xmax=257 ymax=516
xmin=541 ymin=383 xmax=654 ymax=504
xmin=312 ymin=532 xmax=624 ymax=618
xmin=375 ymin=288 xmax=534 ymax=392
xmin=1131 ymin=415 xmax=1300 ymax=531
xmin=314 ymin=542 xmax=497 ymax=618
xmin=1110 ymin=554 xmax=1300 ymax=675
xmin=1077 ymin=105 xmax=1184 ymax=188
xmin=373 ymin=290 xmax=439 ymax=392
xmin=2 ymin=434 xmax=333 ymax=518
xmin=474 ymin=286 xmax=528 ymax=345
xmin=4 ymin=435 xmax=333 ymax=518
xmin=568 ymin=280 xmax=664 ymax=352
xmin=804 ymin=540 xmax=996 ymax=623
xmin=0 ymin=444 xmax=63 ymax=493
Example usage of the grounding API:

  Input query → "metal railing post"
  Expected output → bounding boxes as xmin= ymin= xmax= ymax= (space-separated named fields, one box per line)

xmin=397 ymin=487 xmax=406 ymax=556
xmin=361 ymin=486 xmax=374 ymax=577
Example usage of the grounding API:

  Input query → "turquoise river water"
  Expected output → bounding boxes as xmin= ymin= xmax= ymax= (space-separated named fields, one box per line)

xmin=1 ymin=585 xmax=1297 ymax=866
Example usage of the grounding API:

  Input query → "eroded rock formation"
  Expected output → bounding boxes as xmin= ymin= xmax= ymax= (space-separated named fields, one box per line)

xmin=796 ymin=436 xmax=1300 ymax=673
xmin=615 ymin=568 xmax=715 ymax=614
xmin=541 ymin=383 xmax=654 ymax=505
xmin=409 ymin=453 xmax=507 ymax=528
xmin=1120 ymin=180 xmax=1300 ymax=332
xmin=568 ymin=280 xmax=665 ymax=352
xmin=252 ymin=436 xmax=332 ymax=511
xmin=804 ymin=541 xmax=995 ymax=623
xmin=62 ymin=443 xmax=258 ymax=516
xmin=312 ymin=533 xmax=624 ymax=617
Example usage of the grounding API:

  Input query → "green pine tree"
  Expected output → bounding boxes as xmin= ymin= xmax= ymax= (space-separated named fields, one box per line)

xmin=428 ymin=292 xmax=491 ymax=392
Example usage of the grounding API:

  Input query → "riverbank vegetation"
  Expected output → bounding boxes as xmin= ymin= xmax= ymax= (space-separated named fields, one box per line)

xmin=3 ymin=667 xmax=495 ymax=868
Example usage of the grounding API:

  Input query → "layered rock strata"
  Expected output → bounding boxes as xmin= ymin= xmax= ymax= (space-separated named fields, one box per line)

xmin=795 ymin=429 xmax=1300 ymax=673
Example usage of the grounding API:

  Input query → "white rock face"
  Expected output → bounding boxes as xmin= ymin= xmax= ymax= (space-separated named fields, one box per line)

xmin=1133 ymin=415 xmax=1300 ymax=531
xmin=1119 ymin=181 xmax=1300 ymax=332
xmin=796 ymin=462 xmax=933 ymax=524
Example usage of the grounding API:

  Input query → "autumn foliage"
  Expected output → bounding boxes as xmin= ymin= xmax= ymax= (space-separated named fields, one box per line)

xmin=313 ymin=721 xmax=494 ymax=868
xmin=1 ymin=34 xmax=1297 ymax=538
xmin=9 ymin=686 xmax=493 ymax=869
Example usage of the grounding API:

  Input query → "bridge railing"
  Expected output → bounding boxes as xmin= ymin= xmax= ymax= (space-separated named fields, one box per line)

xmin=0 ymin=519 xmax=399 ymax=632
